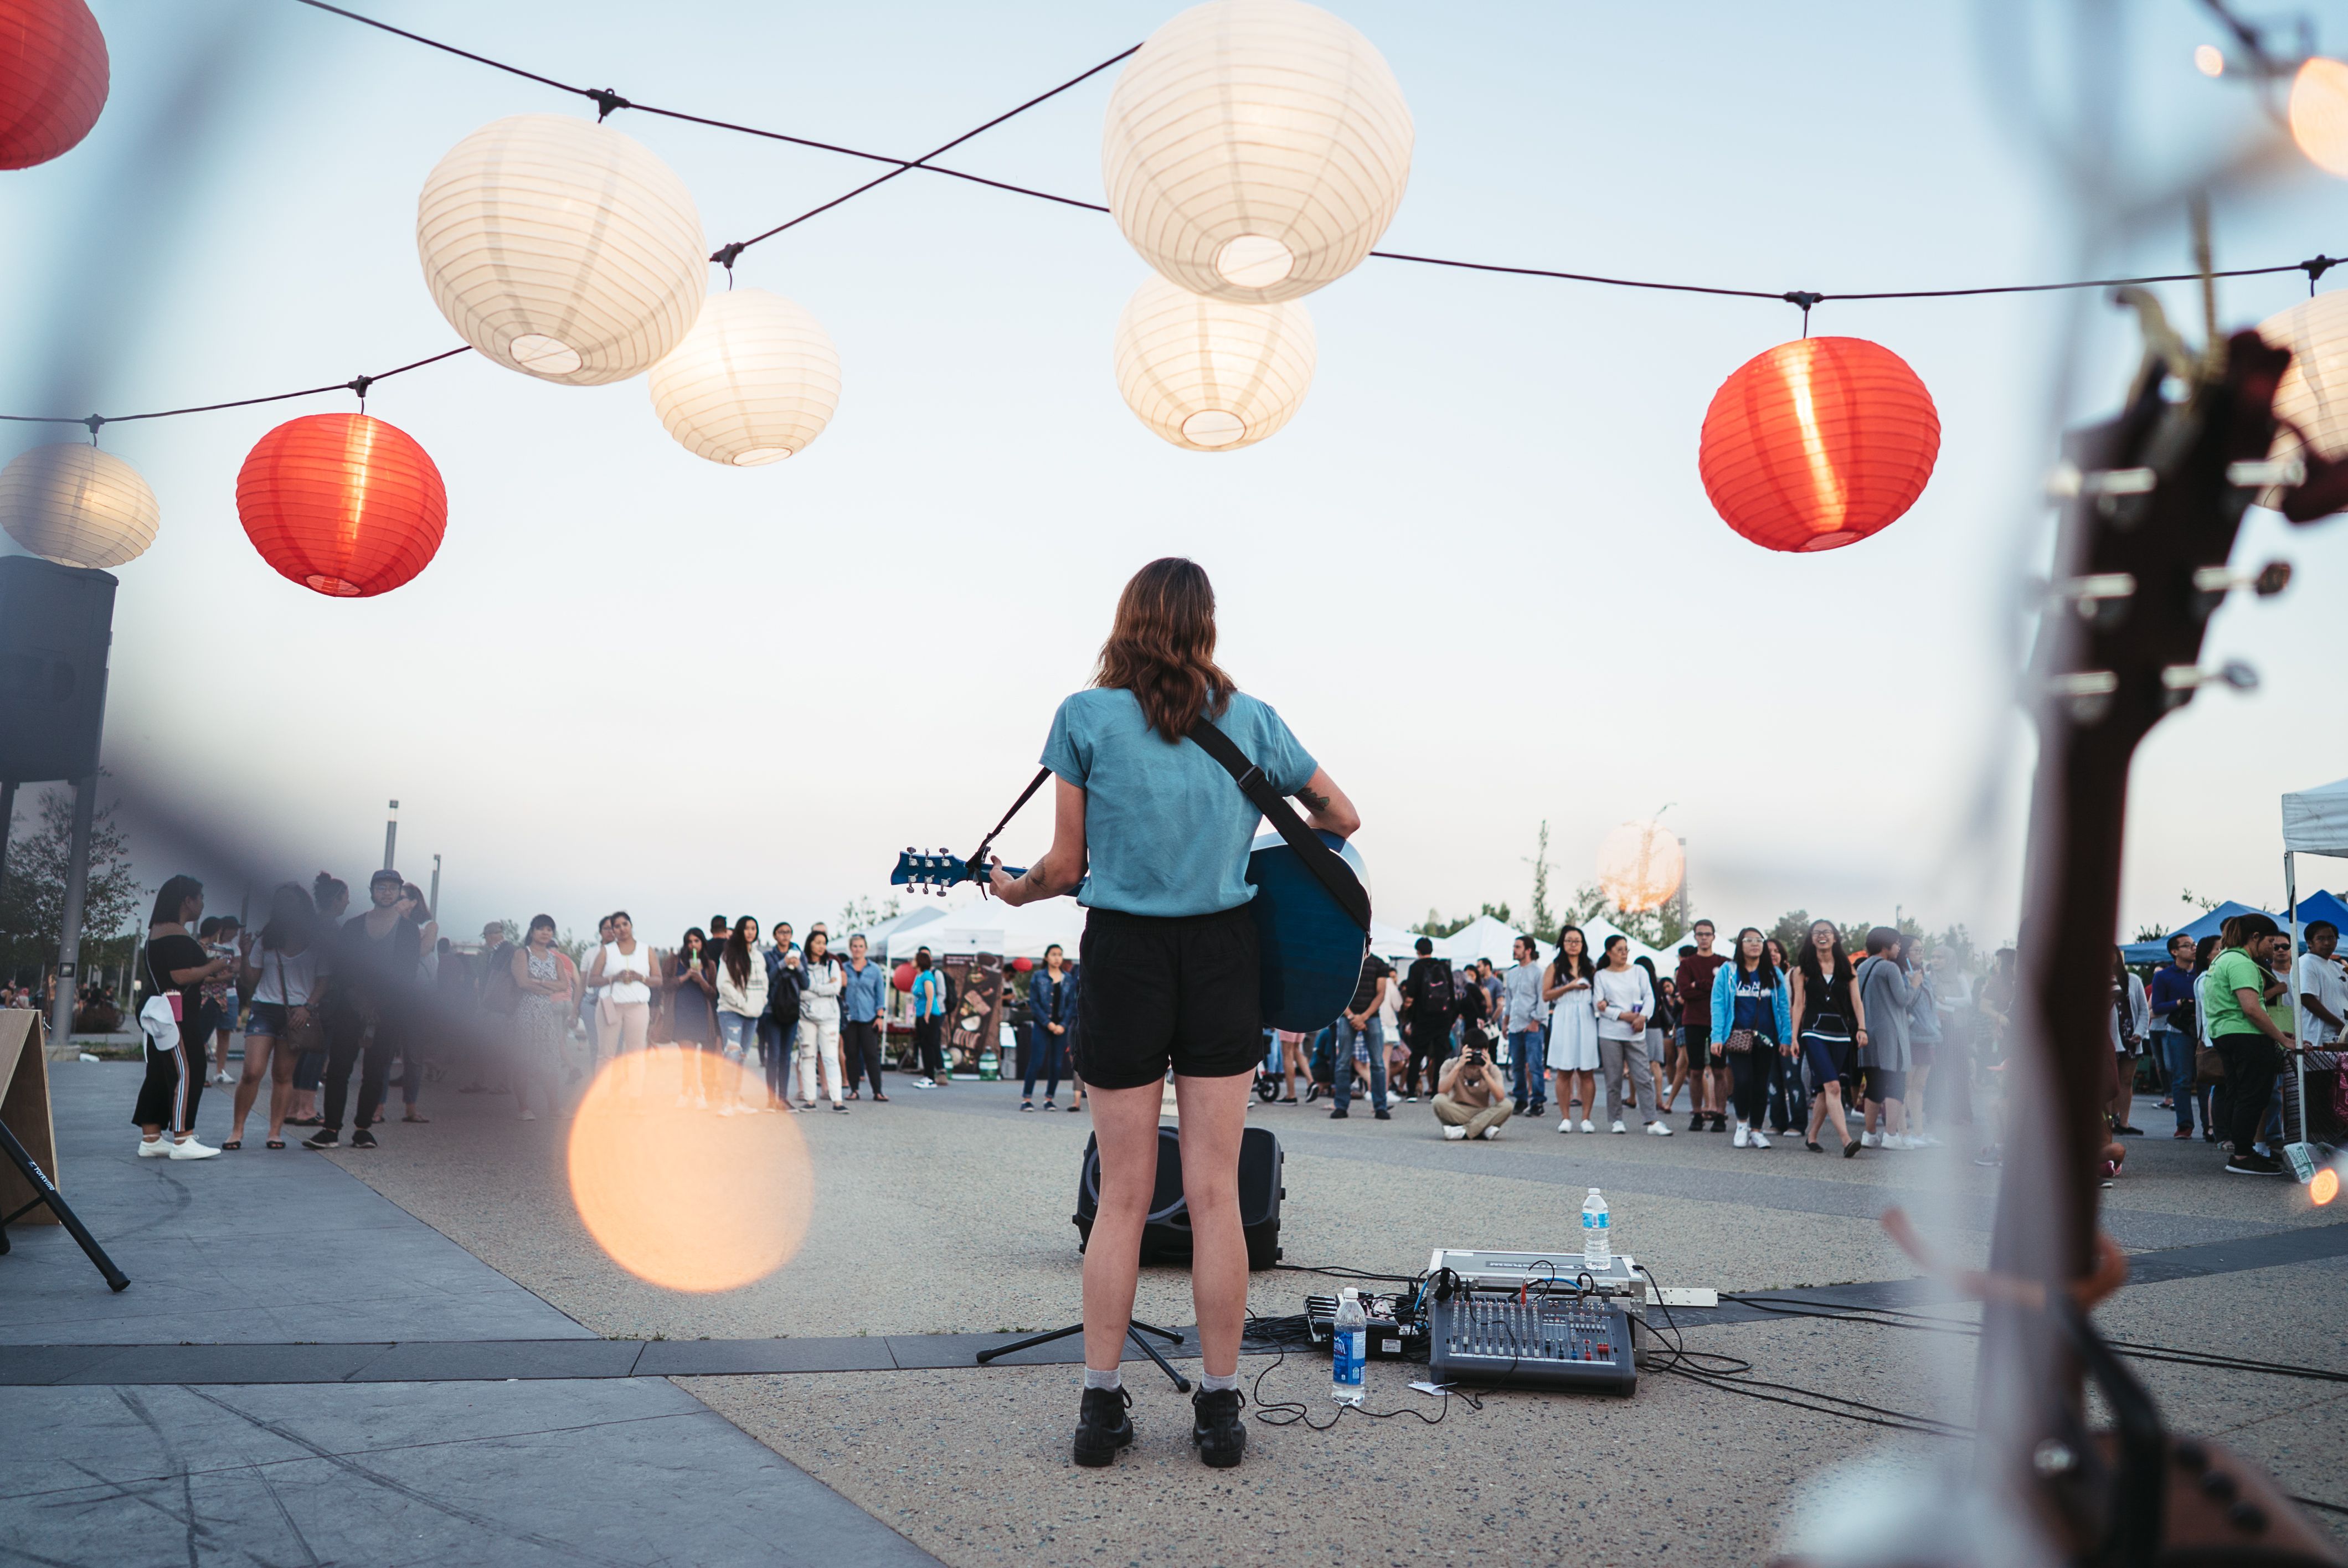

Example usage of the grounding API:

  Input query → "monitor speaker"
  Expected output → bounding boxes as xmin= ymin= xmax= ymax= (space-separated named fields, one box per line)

xmin=1073 ymin=1123 xmax=1283 ymax=1270
xmin=0 ymin=556 xmax=116 ymax=785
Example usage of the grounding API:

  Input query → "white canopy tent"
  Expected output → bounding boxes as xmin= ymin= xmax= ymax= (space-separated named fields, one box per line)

xmin=881 ymin=896 xmax=1085 ymax=962
xmin=1368 ymin=920 xmax=1427 ymax=961
xmin=2283 ymin=776 xmax=2348 ymax=1163
xmin=1435 ymin=915 xmax=1544 ymax=968
xmin=861 ymin=905 xmax=943 ymax=953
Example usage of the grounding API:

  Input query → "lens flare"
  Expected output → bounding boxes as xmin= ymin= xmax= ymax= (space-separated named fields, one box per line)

xmin=2290 ymin=58 xmax=2348 ymax=178
xmin=1594 ymin=819 xmax=1685 ymax=915
xmin=2194 ymin=44 xmax=2224 ymax=78
xmin=565 ymin=1054 xmax=813 ymax=1292
xmin=2312 ymin=1166 xmax=2340 ymax=1206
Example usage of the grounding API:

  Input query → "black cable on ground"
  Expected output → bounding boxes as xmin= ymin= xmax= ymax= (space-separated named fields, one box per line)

xmin=1726 ymin=1293 xmax=2348 ymax=1386
xmin=1243 ymin=1307 xmax=1475 ymax=1431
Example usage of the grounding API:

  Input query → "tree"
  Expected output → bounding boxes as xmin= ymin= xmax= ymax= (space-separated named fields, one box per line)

xmin=2179 ymin=888 xmax=2222 ymax=914
xmin=1415 ymin=901 xmax=1513 ymax=940
xmin=835 ymin=895 xmax=902 ymax=937
xmin=0 ymin=781 xmax=143 ymax=988
xmin=1558 ymin=880 xmax=1690 ymax=952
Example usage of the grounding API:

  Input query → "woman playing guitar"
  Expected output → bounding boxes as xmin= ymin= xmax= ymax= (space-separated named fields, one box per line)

xmin=988 ymin=557 xmax=1360 ymax=1471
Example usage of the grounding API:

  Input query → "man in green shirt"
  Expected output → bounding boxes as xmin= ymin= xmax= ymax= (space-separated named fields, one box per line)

xmin=2204 ymin=913 xmax=2290 ymax=1176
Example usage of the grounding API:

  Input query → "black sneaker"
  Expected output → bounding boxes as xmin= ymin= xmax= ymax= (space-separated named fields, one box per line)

xmin=1072 ymin=1385 xmax=1134 ymax=1467
xmin=302 ymin=1129 xmax=340 ymax=1150
xmin=1373 ymin=1108 xmax=1391 ymax=1121
xmin=1191 ymin=1386 xmax=1247 ymax=1468
xmin=1329 ymin=1108 xmax=1349 ymax=1120
xmin=1688 ymin=1113 xmax=1706 ymax=1133
xmin=1303 ymin=1084 xmax=1321 ymax=1104
xmin=349 ymin=1128 xmax=378 ymax=1150
xmin=2225 ymin=1154 xmax=2284 ymax=1176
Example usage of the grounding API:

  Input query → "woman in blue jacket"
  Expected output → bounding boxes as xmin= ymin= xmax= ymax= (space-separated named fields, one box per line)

xmin=1023 ymin=943 xmax=1077 ymax=1110
xmin=1711 ymin=926 xmax=1794 ymax=1150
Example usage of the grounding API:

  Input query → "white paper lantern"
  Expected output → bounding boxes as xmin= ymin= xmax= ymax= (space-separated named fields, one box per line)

xmin=647 ymin=289 xmax=841 ymax=466
xmin=1113 ymin=275 xmax=1315 ymax=451
xmin=1102 ymin=0 xmax=1413 ymax=303
xmin=1594 ymin=820 xmax=1683 ymax=916
xmin=0 ymin=443 xmax=158 ymax=569
xmin=2259 ymin=292 xmax=2348 ymax=479
xmin=416 ymin=114 xmax=707 ymax=386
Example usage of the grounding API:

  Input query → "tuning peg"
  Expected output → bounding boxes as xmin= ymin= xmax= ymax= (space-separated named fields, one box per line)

xmin=2046 ymin=670 xmax=2119 ymax=725
xmin=2226 ymin=458 xmax=2304 ymax=491
xmin=2047 ymin=462 xmax=2156 ymax=502
xmin=2191 ymin=559 xmax=2291 ymax=612
xmin=2038 ymin=571 xmax=2136 ymax=626
xmin=2160 ymin=659 xmax=2258 ymax=710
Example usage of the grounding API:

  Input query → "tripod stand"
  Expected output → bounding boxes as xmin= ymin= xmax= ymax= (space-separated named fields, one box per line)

xmin=974 ymin=1318 xmax=1190 ymax=1392
xmin=0 ymin=1118 xmax=128 ymax=1291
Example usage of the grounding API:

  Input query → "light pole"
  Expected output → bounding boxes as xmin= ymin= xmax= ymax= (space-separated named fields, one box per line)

xmin=428 ymin=853 xmax=441 ymax=920
xmin=383 ymin=800 xmax=399 ymax=871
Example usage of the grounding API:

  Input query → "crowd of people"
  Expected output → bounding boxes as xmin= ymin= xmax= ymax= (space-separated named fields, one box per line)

xmin=56 ymin=858 xmax=2348 ymax=1184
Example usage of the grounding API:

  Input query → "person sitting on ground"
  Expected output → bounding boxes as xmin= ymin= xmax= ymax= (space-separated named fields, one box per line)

xmin=1432 ymin=1043 xmax=1512 ymax=1141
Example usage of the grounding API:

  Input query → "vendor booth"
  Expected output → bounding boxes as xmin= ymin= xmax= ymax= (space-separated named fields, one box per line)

xmin=2283 ymin=776 xmax=2348 ymax=1153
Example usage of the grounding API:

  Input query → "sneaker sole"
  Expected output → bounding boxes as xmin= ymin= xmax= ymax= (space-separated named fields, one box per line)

xmin=1072 ymin=1427 xmax=1133 ymax=1467
xmin=1193 ymin=1437 xmax=1245 ymax=1468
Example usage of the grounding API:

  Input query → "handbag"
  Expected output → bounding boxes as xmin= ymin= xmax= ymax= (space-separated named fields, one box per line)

xmin=2195 ymin=1043 xmax=2226 ymax=1084
xmin=277 ymin=951 xmax=325 ymax=1054
xmin=1725 ymin=1029 xmax=1756 ymax=1055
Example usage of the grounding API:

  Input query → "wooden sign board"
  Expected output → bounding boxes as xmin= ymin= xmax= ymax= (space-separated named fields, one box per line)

xmin=0 ymin=1009 xmax=60 ymax=1226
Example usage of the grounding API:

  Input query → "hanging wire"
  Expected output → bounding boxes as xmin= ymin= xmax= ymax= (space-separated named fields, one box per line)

xmin=0 ymin=347 xmax=471 ymax=432
xmin=6 ymin=4 xmax=2341 ymax=431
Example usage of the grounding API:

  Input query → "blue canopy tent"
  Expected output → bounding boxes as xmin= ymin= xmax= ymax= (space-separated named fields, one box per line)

xmin=2120 ymin=901 xmax=2278 ymax=968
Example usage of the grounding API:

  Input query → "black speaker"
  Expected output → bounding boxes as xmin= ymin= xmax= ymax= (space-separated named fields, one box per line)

xmin=0 ymin=556 xmax=116 ymax=784
xmin=1073 ymin=1124 xmax=1284 ymax=1270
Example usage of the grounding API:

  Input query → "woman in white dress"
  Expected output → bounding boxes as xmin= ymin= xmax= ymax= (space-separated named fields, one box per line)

xmin=1543 ymin=924 xmax=1600 ymax=1132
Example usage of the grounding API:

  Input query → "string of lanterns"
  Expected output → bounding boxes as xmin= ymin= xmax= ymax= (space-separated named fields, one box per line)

xmin=7 ymin=0 xmax=2348 ymax=591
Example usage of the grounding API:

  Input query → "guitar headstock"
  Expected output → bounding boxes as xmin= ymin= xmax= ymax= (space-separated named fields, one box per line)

xmin=888 ymin=848 xmax=1026 ymax=895
xmin=2033 ymin=300 xmax=2324 ymax=755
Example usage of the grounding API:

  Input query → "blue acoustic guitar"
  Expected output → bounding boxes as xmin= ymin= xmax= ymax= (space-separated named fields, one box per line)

xmin=885 ymin=830 xmax=1370 ymax=1033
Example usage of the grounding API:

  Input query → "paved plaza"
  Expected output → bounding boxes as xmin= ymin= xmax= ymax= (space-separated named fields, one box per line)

xmin=3 ymin=1057 xmax=2342 ymax=1566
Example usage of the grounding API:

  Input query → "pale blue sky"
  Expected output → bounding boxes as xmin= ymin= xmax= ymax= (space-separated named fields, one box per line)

xmin=6 ymin=1 xmax=2346 ymax=945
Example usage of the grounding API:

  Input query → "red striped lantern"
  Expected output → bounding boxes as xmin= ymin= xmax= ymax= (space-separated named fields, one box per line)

xmin=236 ymin=414 xmax=447 ymax=597
xmin=0 ymin=0 xmax=109 ymax=171
xmin=1697 ymin=336 xmax=1940 ymax=553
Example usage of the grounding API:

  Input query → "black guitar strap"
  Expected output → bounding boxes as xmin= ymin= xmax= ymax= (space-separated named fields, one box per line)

xmin=970 ymin=766 xmax=1053 ymax=885
xmin=1185 ymin=716 xmax=1371 ymax=933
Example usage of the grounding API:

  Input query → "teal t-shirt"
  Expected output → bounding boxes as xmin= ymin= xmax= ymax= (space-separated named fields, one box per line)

xmin=1041 ymin=688 xmax=1316 ymax=917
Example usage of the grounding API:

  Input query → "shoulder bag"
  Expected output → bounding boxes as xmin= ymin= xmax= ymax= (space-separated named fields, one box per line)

xmin=277 ymin=950 xmax=325 ymax=1054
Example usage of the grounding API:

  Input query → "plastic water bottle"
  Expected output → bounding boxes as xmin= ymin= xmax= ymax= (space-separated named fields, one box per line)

xmin=1331 ymin=1287 xmax=1367 ymax=1405
xmin=1581 ymin=1187 xmax=1611 ymax=1272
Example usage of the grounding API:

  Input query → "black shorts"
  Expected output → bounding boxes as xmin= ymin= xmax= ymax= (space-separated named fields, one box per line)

xmin=1683 ymin=1020 xmax=1715 ymax=1069
xmin=1073 ymin=904 xmax=1261 ymax=1090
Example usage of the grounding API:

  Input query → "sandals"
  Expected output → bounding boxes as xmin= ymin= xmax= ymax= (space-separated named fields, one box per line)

xmin=871 ymin=1094 xmax=889 ymax=1102
xmin=402 ymin=1113 xmax=430 ymax=1124
xmin=220 ymin=1140 xmax=241 ymax=1151
xmin=265 ymin=1139 xmax=286 ymax=1149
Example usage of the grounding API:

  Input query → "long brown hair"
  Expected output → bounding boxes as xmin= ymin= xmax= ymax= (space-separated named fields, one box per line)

xmin=1095 ymin=558 xmax=1235 ymax=741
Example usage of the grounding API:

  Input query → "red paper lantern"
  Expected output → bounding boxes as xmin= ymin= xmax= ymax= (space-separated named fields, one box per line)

xmin=892 ymin=962 xmax=915 ymax=993
xmin=236 ymin=413 xmax=447 ymax=597
xmin=0 ymin=0 xmax=109 ymax=171
xmin=1011 ymin=956 xmax=1034 ymax=973
xmin=1697 ymin=336 xmax=1939 ymax=553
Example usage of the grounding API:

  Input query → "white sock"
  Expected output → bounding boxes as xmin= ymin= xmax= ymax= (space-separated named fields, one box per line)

xmin=1201 ymin=1371 xmax=1240 ymax=1393
xmin=1083 ymin=1367 xmax=1122 ymax=1391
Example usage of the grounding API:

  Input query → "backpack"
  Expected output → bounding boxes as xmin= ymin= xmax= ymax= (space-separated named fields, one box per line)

xmin=1407 ymin=958 xmax=1455 ymax=1022
xmin=768 ymin=964 xmax=802 ymax=1030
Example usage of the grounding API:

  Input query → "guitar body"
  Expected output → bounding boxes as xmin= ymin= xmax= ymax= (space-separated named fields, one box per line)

xmin=1248 ymin=828 xmax=1371 ymax=1033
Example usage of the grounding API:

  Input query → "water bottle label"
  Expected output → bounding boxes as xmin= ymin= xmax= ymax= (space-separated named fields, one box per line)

xmin=1334 ymin=1330 xmax=1365 ymax=1386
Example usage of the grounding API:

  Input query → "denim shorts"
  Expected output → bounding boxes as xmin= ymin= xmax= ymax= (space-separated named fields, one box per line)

xmin=246 ymin=1001 xmax=289 ymax=1038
